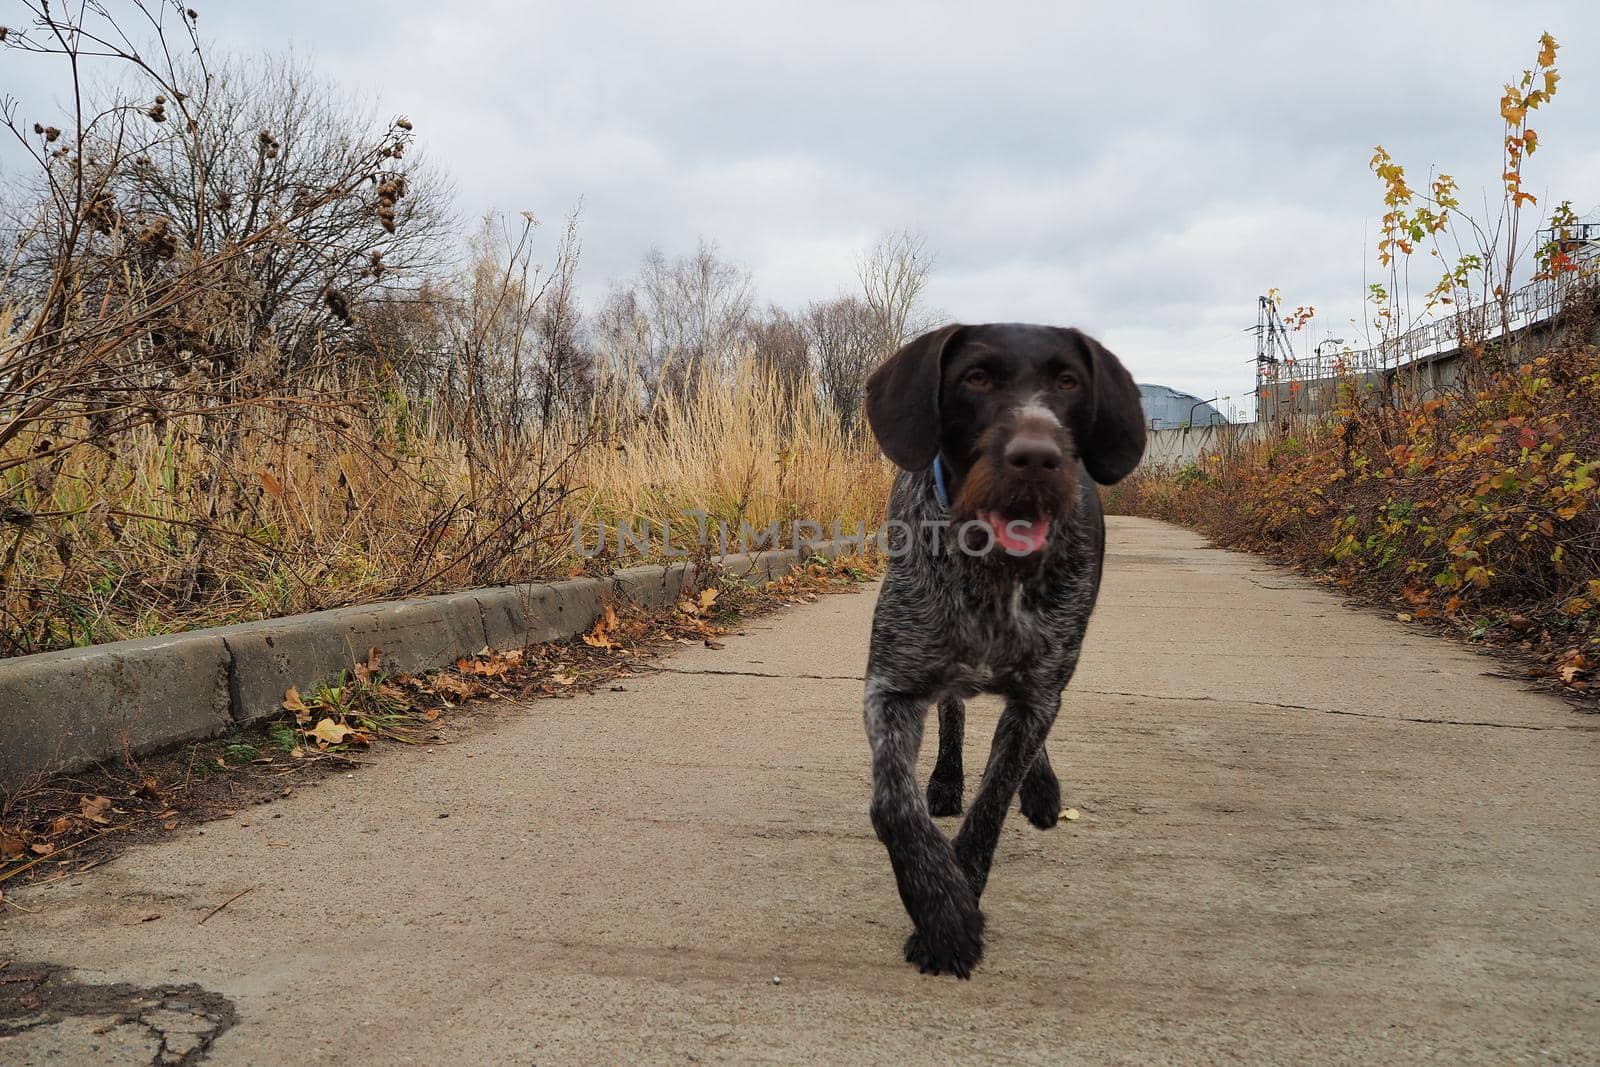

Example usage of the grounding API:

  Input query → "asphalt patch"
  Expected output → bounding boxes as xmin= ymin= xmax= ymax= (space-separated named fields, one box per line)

xmin=0 ymin=962 xmax=236 ymax=1065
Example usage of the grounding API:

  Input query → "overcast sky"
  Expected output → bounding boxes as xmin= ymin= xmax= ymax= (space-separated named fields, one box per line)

xmin=8 ymin=1 xmax=1600 ymax=412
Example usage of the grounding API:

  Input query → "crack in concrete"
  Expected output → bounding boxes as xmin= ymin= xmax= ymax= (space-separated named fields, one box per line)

xmin=652 ymin=670 xmax=1579 ymax=732
xmin=1076 ymin=688 xmax=1579 ymax=731
xmin=654 ymin=666 xmax=866 ymax=682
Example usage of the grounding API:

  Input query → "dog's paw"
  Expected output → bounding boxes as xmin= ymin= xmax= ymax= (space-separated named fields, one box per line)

xmin=926 ymin=775 xmax=963 ymax=817
xmin=1018 ymin=774 xmax=1062 ymax=830
xmin=903 ymin=907 xmax=985 ymax=979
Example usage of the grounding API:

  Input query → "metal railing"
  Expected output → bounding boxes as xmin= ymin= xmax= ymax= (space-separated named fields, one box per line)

xmin=1256 ymin=226 xmax=1600 ymax=420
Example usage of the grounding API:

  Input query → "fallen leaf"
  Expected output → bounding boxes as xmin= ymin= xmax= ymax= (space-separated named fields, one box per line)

xmin=309 ymin=718 xmax=353 ymax=745
xmin=582 ymin=604 xmax=622 ymax=649
xmin=79 ymin=795 xmax=113 ymax=825
xmin=29 ymin=842 xmax=54 ymax=856
xmin=163 ymin=820 xmax=178 ymax=831
xmin=704 ymin=639 xmax=725 ymax=650
xmin=550 ymin=672 xmax=576 ymax=686
xmin=433 ymin=673 xmax=475 ymax=699
xmin=1 ymin=833 xmax=26 ymax=860
xmin=50 ymin=816 xmax=74 ymax=835
xmin=283 ymin=687 xmax=312 ymax=722
xmin=353 ymin=646 xmax=383 ymax=684
xmin=699 ymin=588 xmax=719 ymax=610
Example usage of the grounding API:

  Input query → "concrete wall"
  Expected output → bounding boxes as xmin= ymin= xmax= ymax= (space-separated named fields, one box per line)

xmin=1140 ymin=421 xmax=1266 ymax=470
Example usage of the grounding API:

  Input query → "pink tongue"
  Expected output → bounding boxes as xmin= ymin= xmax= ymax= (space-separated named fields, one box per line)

xmin=979 ymin=511 xmax=1051 ymax=554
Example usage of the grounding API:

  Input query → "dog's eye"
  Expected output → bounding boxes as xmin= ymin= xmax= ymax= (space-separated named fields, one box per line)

xmin=1056 ymin=372 xmax=1079 ymax=392
xmin=963 ymin=368 xmax=993 ymax=390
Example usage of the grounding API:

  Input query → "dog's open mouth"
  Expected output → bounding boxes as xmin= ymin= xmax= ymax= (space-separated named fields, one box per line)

xmin=977 ymin=510 xmax=1052 ymax=555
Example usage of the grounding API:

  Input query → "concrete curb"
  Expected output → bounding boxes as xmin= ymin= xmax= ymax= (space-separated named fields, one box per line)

xmin=0 ymin=541 xmax=848 ymax=790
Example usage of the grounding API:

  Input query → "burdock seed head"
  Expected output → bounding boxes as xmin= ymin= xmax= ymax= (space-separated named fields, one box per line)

xmin=323 ymin=288 xmax=351 ymax=323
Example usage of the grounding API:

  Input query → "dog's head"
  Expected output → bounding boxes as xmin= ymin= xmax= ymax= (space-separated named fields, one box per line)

xmin=865 ymin=323 xmax=1145 ymax=556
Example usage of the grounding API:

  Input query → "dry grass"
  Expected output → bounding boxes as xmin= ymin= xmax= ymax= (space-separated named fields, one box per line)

xmin=577 ymin=361 xmax=888 ymax=549
xmin=2 ymin=361 xmax=891 ymax=655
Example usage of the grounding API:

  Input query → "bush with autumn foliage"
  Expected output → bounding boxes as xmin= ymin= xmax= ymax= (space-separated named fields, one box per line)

xmin=1114 ymin=296 xmax=1600 ymax=689
xmin=1113 ymin=32 xmax=1599 ymax=692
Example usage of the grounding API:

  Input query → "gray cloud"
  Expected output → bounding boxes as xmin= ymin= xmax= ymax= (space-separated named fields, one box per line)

xmin=6 ymin=0 xmax=1598 ymax=409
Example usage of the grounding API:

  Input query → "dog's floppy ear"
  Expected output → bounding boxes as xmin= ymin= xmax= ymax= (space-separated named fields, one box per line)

xmin=1068 ymin=328 xmax=1146 ymax=485
xmin=865 ymin=323 xmax=964 ymax=471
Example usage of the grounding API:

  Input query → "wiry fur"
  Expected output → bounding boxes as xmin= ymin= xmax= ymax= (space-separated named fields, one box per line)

xmin=864 ymin=466 xmax=1104 ymax=977
xmin=860 ymin=322 xmax=1143 ymax=978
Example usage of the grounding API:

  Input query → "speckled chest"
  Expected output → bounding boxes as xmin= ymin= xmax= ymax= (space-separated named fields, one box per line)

xmin=866 ymin=470 xmax=1101 ymax=699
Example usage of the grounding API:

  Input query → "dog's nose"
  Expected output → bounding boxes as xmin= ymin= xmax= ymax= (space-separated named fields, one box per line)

xmin=1004 ymin=434 xmax=1062 ymax=473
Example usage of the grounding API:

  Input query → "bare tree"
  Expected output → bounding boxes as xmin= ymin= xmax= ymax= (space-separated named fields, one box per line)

xmin=857 ymin=228 xmax=935 ymax=351
xmin=743 ymin=304 xmax=812 ymax=403
xmin=0 ymin=2 xmax=421 ymax=458
xmin=803 ymin=295 xmax=881 ymax=433
xmin=103 ymin=52 xmax=456 ymax=374
xmin=596 ymin=239 xmax=752 ymax=404
xmin=439 ymin=209 xmax=588 ymax=453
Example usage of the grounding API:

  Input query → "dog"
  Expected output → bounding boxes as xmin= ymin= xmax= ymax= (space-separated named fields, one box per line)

xmin=861 ymin=322 xmax=1145 ymax=977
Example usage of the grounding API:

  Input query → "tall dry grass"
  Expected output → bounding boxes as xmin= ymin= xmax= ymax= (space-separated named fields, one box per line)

xmin=2 ymin=359 xmax=889 ymax=655
xmin=576 ymin=360 xmax=887 ymax=550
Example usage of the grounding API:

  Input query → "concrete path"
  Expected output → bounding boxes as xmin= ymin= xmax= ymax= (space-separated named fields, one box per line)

xmin=4 ymin=517 xmax=1597 ymax=1064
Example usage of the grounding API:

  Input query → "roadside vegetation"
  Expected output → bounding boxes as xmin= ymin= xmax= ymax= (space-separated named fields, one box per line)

xmin=1 ymin=2 xmax=915 ymax=658
xmin=1110 ymin=33 xmax=1599 ymax=696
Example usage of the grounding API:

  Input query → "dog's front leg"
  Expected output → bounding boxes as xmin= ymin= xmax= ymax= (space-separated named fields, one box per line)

xmin=951 ymin=688 xmax=1062 ymax=897
xmin=865 ymin=685 xmax=985 ymax=978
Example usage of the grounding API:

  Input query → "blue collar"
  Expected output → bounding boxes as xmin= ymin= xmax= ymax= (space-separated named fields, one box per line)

xmin=931 ymin=454 xmax=951 ymax=510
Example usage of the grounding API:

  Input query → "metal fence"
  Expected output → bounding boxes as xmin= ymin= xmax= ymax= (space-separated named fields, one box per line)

xmin=1256 ymin=224 xmax=1600 ymax=422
